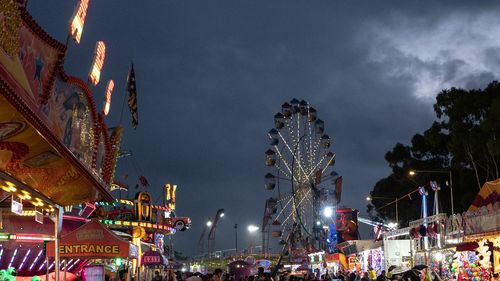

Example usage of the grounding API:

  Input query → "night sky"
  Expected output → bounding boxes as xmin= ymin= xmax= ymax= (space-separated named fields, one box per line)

xmin=28 ymin=1 xmax=500 ymax=256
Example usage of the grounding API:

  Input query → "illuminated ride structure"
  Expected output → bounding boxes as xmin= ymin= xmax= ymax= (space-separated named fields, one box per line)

xmin=263 ymin=99 xmax=347 ymax=265
xmin=0 ymin=0 xmax=122 ymax=278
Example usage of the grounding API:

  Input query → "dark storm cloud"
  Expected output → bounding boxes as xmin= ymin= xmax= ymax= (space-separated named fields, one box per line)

xmin=28 ymin=1 xmax=500 ymax=255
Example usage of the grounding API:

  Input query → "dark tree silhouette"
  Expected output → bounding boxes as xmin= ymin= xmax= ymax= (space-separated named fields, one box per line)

xmin=368 ymin=81 xmax=500 ymax=226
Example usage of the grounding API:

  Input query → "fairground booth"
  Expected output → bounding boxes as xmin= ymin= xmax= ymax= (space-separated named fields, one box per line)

xmin=397 ymin=179 xmax=500 ymax=281
xmin=0 ymin=0 xmax=124 ymax=279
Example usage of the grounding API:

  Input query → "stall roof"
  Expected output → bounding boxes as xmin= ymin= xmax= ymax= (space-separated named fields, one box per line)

xmin=46 ymin=219 xmax=133 ymax=259
xmin=469 ymin=179 xmax=500 ymax=212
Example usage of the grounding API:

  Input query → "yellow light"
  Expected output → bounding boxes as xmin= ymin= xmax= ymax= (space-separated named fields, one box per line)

xmin=8 ymin=186 xmax=16 ymax=192
xmin=131 ymin=222 xmax=139 ymax=227
xmin=88 ymin=41 xmax=106 ymax=85
xmin=409 ymin=170 xmax=416 ymax=176
xmin=123 ymin=221 xmax=131 ymax=226
xmin=69 ymin=0 xmax=89 ymax=44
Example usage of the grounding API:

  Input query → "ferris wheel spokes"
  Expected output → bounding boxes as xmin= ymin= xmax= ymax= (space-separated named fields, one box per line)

xmin=277 ymin=131 xmax=308 ymax=178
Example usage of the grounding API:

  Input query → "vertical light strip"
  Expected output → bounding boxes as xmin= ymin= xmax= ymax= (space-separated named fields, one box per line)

xmin=8 ymin=248 xmax=18 ymax=268
xmin=18 ymin=249 xmax=32 ymax=270
xmin=29 ymin=249 xmax=44 ymax=271
xmin=0 ymin=248 xmax=4 ymax=263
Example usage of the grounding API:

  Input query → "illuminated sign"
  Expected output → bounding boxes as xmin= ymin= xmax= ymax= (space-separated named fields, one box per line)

xmin=103 ymin=80 xmax=114 ymax=115
xmin=88 ymin=41 xmax=106 ymax=86
xmin=69 ymin=0 xmax=90 ymax=44
xmin=165 ymin=183 xmax=177 ymax=210
xmin=11 ymin=197 xmax=22 ymax=215
xmin=135 ymin=192 xmax=152 ymax=222
xmin=59 ymin=244 xmax=120 ymax=255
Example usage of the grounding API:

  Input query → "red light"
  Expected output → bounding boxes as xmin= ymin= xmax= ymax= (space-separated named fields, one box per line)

xmin=88 ymin=41 xmax=106 ymax=86
xmin=69 ymin=0 xmax=90 ymax=44
xmin=103 ymin=80 xmax=114 ymax=115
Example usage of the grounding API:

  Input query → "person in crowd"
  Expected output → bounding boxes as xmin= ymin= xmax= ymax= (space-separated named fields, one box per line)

xmin=213 ymin=269 xmax=223 ymax=281
xmin=368 ymin=268 xmax=376 ymax=281
xmin=354 ymin=272 xmax=362 ymax=281
xmin=360 ymin=272 xmax=370 ymax=281
xmin=256 ymin=267 xmax=265 ymax=281
xmin=187 ymin=273 xmax=203 ymax=281
xmin=376 ymin=270 xmax=386 ymax=281
xmin=153 ymin=271 xmax=164 ymax=281
xmin=349 ymin=272 xmax=356 ymax=281
xmin=324 ymin=270 xmax=332 ymax=281
xmin=167 ymin=270 xmax=178 ymax=281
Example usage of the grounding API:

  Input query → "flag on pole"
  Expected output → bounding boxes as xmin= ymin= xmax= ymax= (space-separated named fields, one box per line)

xmin=126 ymin=63 xmax=138 ymax=129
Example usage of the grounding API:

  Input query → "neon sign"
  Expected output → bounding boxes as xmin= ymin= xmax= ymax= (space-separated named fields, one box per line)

xmin=103 ymin=80 xmax=114 ymax=115
xmin=165 ymin=183 xmax=177 ymax=210
xmin=88 ymin=41 xmax=106 ymax=86
xmin=69 ymin=0 xmax=90 ymax=44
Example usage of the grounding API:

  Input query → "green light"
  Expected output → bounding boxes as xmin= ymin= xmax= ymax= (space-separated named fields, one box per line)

xmin=115 ymin=258 xmax=122 ymax=266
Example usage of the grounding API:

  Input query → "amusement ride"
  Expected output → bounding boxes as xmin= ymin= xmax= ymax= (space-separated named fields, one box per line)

xmin=263 ymin=99 xmax=345 ymax=262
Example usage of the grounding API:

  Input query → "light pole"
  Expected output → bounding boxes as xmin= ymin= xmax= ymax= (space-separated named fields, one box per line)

xmin=206 ymin=220 xmax=213 ymax=256
xmin=234 ymin=224 xmax=238 ymax=253
xmin=409 ymin=170 xmax=454 ymax=214
xmin=247 ymin=225 xmax=259 ymax=254
xmin=366 ymin=196 xmax=399 ymax=226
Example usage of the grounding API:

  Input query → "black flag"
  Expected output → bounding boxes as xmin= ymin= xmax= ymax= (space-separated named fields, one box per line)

xmin=126 ymin=63 xmax=138 ymax=129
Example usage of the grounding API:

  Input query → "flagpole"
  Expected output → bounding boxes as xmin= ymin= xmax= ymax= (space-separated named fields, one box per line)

xmin=119 ymin=62 xmax=132 ymax=125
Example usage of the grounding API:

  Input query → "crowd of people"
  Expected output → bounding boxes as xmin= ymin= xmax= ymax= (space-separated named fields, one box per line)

xmin=148 ymin=266 xmax=449 ymax=281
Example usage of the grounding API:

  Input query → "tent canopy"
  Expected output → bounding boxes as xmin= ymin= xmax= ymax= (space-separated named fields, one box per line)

xmin=47 ymin=219 xmax=133 ymax=259
xmin=468 ymin=179 xmax=500 ymax=212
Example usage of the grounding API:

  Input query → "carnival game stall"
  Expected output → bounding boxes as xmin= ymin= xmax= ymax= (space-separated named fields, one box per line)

xmin=459 ymin=179 xmax=500 ymax=279
xmin=408 ymin=213 xmax=448 ymax=266
xmin=141 ymin=250 xmax=168 ymax=281
xmin=338 ymin=240 xmax=384 ymax=274
xmin=382 ymin=240 xmax=412 ymax=274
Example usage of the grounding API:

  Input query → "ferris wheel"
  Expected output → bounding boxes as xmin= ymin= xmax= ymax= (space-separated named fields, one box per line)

xmin=264 ymin=99 xmax=341 ymax=254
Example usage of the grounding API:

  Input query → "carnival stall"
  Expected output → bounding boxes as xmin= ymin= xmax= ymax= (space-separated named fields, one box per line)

xmin=459 ymin=179 xmax=500 ymax=279
xmin=46 ymin=219 xmax=137 ymax=281
xmin=338 ymin=240 xmax=384 ymax=274
xmin=0 ymin=1 xmax=123 ymax=279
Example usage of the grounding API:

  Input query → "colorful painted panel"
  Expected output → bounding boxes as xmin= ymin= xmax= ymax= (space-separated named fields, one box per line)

xmin=0 ymin=3 xmax=64 ymax=110
xmin=18 ymin=23 xmax=61 ymax=105
xmin=0 ymin=95 xmax=99 ymax=205
xmin=42 ymin=75 xmax=96 ymax=169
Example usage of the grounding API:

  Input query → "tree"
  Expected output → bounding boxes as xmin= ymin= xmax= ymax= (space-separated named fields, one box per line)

xmin=368 ymin=81 xmax=500 ymax=225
